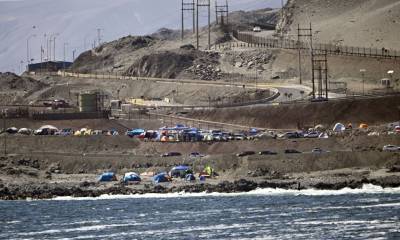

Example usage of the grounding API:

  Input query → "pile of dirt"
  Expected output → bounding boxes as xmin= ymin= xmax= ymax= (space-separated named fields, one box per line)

xmin=0 ymin=72 xmax=48 ymax=105
xmin=124 ymin=48 xmax=221 ymax=80
xmin=187 ymin=95 xmax=400 ymax=129
xmin=224 ymin=50 xmax=275 ymax=71
xmin=0 ymin=72 xmax=47 ymax=92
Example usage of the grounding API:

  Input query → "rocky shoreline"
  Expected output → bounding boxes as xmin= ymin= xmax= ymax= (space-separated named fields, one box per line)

xmin=1 ymin=175 xmax=400 ymax=200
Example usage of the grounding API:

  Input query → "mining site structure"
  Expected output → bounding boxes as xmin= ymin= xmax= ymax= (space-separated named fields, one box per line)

xmin=297 ymin=23 xmax=313 ymax=85
xmin=215 ymin=0 xmax=229 ymax=26
xmin=181 ymin=0 xmax=195 ymax=40
xmin=312 ymin=51 xmax=328 ymax=100
xmin=196 ymin=0 xmax=211 ymax=50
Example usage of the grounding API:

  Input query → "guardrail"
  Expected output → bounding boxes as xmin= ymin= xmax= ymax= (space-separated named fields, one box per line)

xmin=229 ymin=31 xmax=400 ymax=60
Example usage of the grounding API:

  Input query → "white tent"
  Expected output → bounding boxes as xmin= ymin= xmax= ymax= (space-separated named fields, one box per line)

xmin=39 ymin=125 xmax=58 ymax=131
xmin=333 ymin=123 xmax=345 ymax=132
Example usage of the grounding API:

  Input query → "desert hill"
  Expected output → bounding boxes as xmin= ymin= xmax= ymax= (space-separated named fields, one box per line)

xmin=278 ymin=0 xmax=400 ymax=50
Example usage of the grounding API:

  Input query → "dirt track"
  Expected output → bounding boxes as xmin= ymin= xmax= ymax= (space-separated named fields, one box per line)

xmin=188 ymin=95 xmax=400 ymax=129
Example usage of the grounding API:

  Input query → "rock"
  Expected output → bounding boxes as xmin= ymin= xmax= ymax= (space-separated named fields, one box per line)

xmin=388 ymin=165 xmax=400 ymax=173
xmin=180 ymin=44 xmax=196 ymax=50
xmin=247 ymin=61 xmax=254 ymax=67
xmin=235 ymin=62 xmax=243 ymax=68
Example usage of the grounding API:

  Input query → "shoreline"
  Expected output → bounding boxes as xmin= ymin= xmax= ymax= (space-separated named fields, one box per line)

xmin=1 ymin=174 xmax=400 ymax=200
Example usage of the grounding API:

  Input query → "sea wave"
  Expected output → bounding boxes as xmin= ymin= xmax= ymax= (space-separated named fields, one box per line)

xmin=51 ymin=184 xmax=400 ymax=201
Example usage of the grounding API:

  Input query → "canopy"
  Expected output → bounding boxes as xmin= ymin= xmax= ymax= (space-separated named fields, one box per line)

xmin=98 ymin=172 xmax=116 ymax=182
xmin=333 ymin=123 xmax=345 ymax=132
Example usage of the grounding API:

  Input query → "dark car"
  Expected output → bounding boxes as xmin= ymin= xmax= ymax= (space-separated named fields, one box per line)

xmin=284 ymin=149 xmax=302 ymax=154
xmin=161 ymin=152 xmax=182 ymax=157
xmin=189 ymin=152 xmax=204 ymax=158
xmin=259 ymin=150 xmax=278 ymax=155
xmin=236 ymin=151 xmax=256 ymax=157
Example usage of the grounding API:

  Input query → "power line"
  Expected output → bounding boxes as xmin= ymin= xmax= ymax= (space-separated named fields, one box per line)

xmin=181 ymin=0 xmax=195 ymax=40
xmin=196 ymin=0 xmax=211 ymax=50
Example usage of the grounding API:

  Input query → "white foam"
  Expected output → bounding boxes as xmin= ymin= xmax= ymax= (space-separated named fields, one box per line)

xmin=49 ymin=184 xmax=400 ymax=201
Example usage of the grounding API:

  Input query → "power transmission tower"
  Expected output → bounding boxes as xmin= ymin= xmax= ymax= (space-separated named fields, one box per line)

xmin=297 ymin=23 xmax=313 ymax=85
xmin=196 ymin=0 xmax=211 ymax=50
xmin=181 ymin=0 xmax=195 ymax=40
xmin=215 ymin=0 xmax=229 ymax=25
xmin=312 ymin=51 xmax=328 ymax=100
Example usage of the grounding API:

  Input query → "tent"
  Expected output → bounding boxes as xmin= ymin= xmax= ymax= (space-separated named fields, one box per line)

xmin=359 ymin=123 xmax=368 ymax=129
xmin=314 ymin=124 xmax=325 ymax=130
xmin=39 ymin=125 xmax=59 ymax=131
xmin=98 ymin=172 xmax=117 ymax=182
xmin=153 ymin=172 xmax=171 ymax=183
xmin=123 ymin=172 xmax=141 ymax=183
xmin=17 ymin=128 xmax=31 ymax=135
xmin=333 ymin=123 xmax=345 ymax=132
xmin=170 ymin=165 xmax=192 ymax=178
xmin=185 ymin=174 xmax=196 ymax=181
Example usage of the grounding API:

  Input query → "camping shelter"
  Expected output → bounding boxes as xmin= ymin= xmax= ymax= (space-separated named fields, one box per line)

xmin=333 ymin=123 xmax=345 ymax=132
xmin=170 ymin=165 xmax=192 ymax=178
xmin=153 ymin=172 xmax=171 ymax=183
xmin=98 ymin=172 xmax=117 ymax=182
xmin=123 ymin=172 xmax=141 ymax=183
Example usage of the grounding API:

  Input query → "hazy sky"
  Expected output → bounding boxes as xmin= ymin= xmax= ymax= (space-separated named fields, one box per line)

xmin=0 ymin=0 xmax=285 ymax=72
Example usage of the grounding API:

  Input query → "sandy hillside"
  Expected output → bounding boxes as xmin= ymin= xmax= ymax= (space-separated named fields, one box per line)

xmin=278 ymin=0 xmax=400 ymax=49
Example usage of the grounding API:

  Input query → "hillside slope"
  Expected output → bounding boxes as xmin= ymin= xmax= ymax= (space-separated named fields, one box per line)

xmin=278 ymin=0 xmax=400 ymax=49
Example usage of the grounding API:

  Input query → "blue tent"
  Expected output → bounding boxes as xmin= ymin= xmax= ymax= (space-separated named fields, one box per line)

xmin=98 ymin=172 xmax=116 ymax=182
xmin=170 ymin=166 xmax=192 ymax=178
xmin=153 ymin=173 xmax=170 ymax=183
xmin=185 ymin=174 xmax=196 ymax=181
xmin=123 ymin=172 xmax=141 ymax=183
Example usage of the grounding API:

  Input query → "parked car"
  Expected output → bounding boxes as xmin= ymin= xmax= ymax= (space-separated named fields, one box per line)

xmin=259 ymin=150 xmax=277 ymax=155
xmin=189 ymin=152 xmax=204 ymax=158
xmin=60 ymin=128 xmax=73 ymax=136
xmin=236 ymin=151 xmax=255 ymax=157
xmin=284 ymin=149 xmax=302 ymax=154
xmin=161 ymin=152 xmax=182 ymax=157
xmin=234 ymin=134 xmax=246 ymax=140
xmin=253 ymin=26 xmax=261 ymax=32
xmin=311 ymin=148 xmax=323 ymax=154
xmin=383 ymin=145 xmax=399 ymax=152
xmin=304 ymin=131 xmax=320 ymax=138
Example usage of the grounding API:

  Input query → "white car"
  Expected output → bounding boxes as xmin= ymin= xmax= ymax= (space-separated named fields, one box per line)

xmin=383 ymin=145 xmax=400 ymax=152
xmin=253 ymin=26 xmax=261 ymax=32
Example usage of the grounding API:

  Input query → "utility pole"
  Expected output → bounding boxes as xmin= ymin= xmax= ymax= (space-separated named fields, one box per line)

xmin=26 ymin=34 xmax=36 ymax=70
xmin=297 ymin=24 xmax=312 ymax=85
xmin=63 ymin=42 xmax=68 ymax=72
xmin=196 ymin=0 xmax=211 ymax=50
xmin=3 ymin=111 xmax=6 ymax=156
xmin=96 ymin=28 xmax=102 ymax=46
xmin=181 ymin=0 xmax=195 ymax=40
xmin=215 ymin=0 xmax=229 ymax=26
xmin=73 ymin=49 xmax=76 ymax=62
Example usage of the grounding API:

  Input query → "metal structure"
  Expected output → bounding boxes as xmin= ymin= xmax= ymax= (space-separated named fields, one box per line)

xmin=312 ymin=51 xmax=328 ymax=100
xmin=181 ymin=0 xmax=195 ymax=40
xmin=297 ymin=23 xmax=313 ymax=85
xmin=196 ymin=0 xmax=211 ymax=50
xmin=78 ymin=91 xmax=106 ymax=112
xmin=215 ymin=0 xmax=229 ymax=25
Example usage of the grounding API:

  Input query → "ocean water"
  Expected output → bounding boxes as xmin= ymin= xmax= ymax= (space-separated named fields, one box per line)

xmin=1 ymin=185 xmax=400 ymax=240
